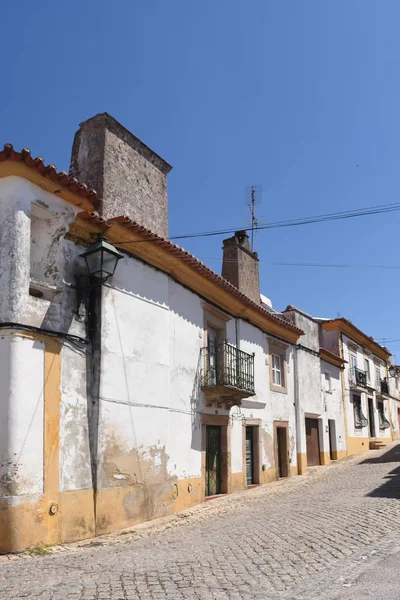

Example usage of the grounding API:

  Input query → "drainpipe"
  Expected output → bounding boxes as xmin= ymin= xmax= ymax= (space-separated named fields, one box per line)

xmin=85 ymin=282 xmax=102 ymax=534
xmin=338 ymin=334 xmax=349 ymax=456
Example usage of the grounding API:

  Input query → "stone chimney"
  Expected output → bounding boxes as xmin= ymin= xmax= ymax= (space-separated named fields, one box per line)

xmin=222 ymin=231 xmax=260 ymax=304
xmin=69 ymin=113 xmax=172 ymax=238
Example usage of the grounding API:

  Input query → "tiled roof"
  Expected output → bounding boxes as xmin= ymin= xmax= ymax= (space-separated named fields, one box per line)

xmin=0 ymin=144 xmax=99 ymax=203
xmin=320 ymin=347 xmax=346 ymax=364
xmin=322 ymin=318 xmax=390 ymax=358
xmin=77 ymin=211 xmax=304 ymax=337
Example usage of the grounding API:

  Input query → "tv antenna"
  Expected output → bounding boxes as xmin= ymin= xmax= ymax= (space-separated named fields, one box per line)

xmin=245 ymin=185 xmax=262 ymax=251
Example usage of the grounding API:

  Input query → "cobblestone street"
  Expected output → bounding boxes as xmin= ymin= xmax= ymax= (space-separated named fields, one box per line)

xmin=1 ymin=443 xmax=400 ymax=600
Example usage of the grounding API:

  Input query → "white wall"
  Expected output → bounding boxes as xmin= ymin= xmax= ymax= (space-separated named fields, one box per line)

xmin=0 ymin=334 xmax=45 ymax=496
xmin=98 ymin=259 xmax=205 ymax=487
xmin=320 ymin=360 xmax=346 ymax=455
xmin=0 ymin=177 xmax=91 ymax=496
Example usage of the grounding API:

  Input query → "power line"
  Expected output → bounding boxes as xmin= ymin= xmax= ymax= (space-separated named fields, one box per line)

xmin=198 ymin=258 xmax=400 ymax=270
xmin=111 ymin=201 xmax=400 ymax=245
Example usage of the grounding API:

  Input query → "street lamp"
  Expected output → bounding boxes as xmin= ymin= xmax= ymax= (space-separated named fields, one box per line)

xmin=75 ymin=235 xmax=123 ymax=317
xmin=80 ymin=235 xmax=123 ymax=283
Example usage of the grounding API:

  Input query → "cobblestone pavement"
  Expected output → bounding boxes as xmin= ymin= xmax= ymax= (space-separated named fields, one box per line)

xmin=1 ymin=443 xmax=400 ymax=600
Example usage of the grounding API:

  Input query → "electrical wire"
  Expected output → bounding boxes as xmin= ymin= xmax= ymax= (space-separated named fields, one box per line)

xmin=110 ymin=201 xmax=400 ymax=245
xmin=196 ymin=258 xmax=400 ymax=270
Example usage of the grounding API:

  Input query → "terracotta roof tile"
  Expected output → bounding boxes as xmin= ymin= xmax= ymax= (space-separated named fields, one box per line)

xmin=0 ymin=144 xmax=99 ymax=203
xmin=78 ymin=211 xmax=304 ymax=337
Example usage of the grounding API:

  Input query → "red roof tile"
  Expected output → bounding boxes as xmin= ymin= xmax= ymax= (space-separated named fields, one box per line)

xmin=0 ymin=144 xmax=99 ymax=203
xmin=78 ymin=211 xmax=304 ymax=337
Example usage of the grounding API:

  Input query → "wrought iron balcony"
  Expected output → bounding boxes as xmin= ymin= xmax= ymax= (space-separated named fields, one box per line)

xmin=349 ymin=367 xmax=368 ymax=388
xmin=201 ymin=342 xmax=255 ymax=407
xmin=379 ymin=379 xmax=389 ymax=396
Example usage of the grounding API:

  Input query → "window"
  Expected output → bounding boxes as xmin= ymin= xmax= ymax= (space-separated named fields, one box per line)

xmin=365 ymin=359 xmax=371 ymax=384
xmin=272 ymin=354 xmax=282 ymax=386
xmin=350 ymin=354 xmax=357 ymax=382
xmin=268 ymin=339 xmax=288 ymax=393
xmin=375 ymin=368 xmax=381 ymax=391
xmin=324 ymin=372 xmax=331 ymax=393
xmin=378 ymin=401 xmax=390 ymax=430
xmin=353 ymin=394 xmax=368 ymax=429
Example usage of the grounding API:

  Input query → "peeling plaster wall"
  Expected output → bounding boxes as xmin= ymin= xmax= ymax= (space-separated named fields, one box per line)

xmin=0 ymin=335 xmax=45 ymax=497
xmin=99 ymin=254 xmax=298 ymax=521
xmin=0 ymin=177 xmax=91 ymax=499
xmin=98 ymin=258 xmax=204 ymax=492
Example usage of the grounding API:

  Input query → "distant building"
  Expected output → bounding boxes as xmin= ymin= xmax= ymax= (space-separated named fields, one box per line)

xmin=319 ymin=319 xmax=392 ymax=454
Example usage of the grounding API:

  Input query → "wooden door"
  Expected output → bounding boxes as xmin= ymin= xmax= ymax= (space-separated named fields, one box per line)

xmin=398 ymin=409 xmax=400 ymax=433
xmin=205 ymin=425 xmax=221 ymax=496
xmin=277 ymin=427 xmax=289 ymax=477
xmin=305 ymin=418 xmax=320 ymax=467
xmin=245 ymin=427 xmax=254 ymax=485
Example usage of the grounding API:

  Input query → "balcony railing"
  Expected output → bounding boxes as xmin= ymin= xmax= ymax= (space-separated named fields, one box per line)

xmin=349 ymin=367 xmax=368 ymax=388
xmin=380 ymin=379 xmax=389 ymax=396
xmin=201 ymin=342 xmax=255 ymax=405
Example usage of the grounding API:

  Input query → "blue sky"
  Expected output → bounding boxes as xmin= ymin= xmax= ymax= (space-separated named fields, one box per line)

xmin=2 ymin=1 xmax=400 ymax=354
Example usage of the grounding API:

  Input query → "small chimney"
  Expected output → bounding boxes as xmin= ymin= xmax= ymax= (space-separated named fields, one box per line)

xmin=222 ymin=230 xmax=260 ymax=304
xmin=69 ymin=113 xmax=172 ymax=238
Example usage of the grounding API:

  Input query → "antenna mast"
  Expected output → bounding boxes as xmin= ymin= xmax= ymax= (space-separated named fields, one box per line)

xmin=245 ymin=185 xmax=262 ymax=251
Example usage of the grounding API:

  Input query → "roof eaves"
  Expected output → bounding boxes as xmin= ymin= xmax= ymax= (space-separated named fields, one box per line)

xmin=77 ymin=211 xmax=304 ymax=337
xmin=0 ymin=144 xmax=100 ymax=204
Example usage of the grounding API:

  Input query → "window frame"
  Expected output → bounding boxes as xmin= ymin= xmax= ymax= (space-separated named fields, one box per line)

xmin=364 ymin=358 xmax=371 ymax=384
xmin=268 ymin=338 xmax=288 ymax=394
xmin=271 ymin=354 xmax=282 ymax=387
xmin=375 ymin=367 xmax=381 ymax=391
xmin=324 ymin=371 xmax=332 ymax=393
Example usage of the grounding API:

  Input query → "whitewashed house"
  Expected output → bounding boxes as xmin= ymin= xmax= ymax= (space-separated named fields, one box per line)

xmin=319 ymin=319 xmax=392 ymax=455
xmin=0 ymin=112 xmax=397 ymax=555
xmin=0 ymin=113 xmax=303 ymax=553
xmin=283 ymin=307 xmax=347 ymax=472
xmin=388 ymin=360 xmax=400 ymax=440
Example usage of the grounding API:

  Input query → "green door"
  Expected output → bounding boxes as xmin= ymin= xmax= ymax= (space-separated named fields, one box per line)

xmin=205 ymin=425 xmax=221 ymax=496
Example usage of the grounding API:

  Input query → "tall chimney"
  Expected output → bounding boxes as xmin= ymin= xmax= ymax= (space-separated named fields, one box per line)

xmin=222 ymin=230 xmax=260 ymax=304
xmin=69 ymin=113 xmax=172 ymax=238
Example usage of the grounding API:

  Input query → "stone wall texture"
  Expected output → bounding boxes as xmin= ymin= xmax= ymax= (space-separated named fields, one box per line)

xmin=69 ymin=113 xmax=172 ymax=238
xmin=222 ymin=231 xmax=260 ymax=304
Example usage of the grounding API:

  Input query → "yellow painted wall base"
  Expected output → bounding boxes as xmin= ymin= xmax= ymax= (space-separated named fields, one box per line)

xmin=346 ymin=437 xmax=369 ymax=457
xmin=331 ymin=450 xmax=347 ymax=461
xmin=320 ymin=452 xmax=331 ymax=466
xmin=297 ymin=453 xmax=308 ymax=475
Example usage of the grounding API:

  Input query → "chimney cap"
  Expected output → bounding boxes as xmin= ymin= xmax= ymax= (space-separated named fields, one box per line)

xmin=78 ymin=112 xmax=173 ymax=175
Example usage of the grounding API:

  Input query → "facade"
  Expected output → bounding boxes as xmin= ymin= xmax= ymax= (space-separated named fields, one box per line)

xmin=319 ymin=319 xmax=393 ymax=455
xmin=0 ymin=115 xmax=304 ymax=553
xmin=283 ymin=307 xmax=347 ymax=473
xmin=0 ymin=113 xmax=398 ymax=554
xmin=388 ymin=361 xmax=400 ymax=440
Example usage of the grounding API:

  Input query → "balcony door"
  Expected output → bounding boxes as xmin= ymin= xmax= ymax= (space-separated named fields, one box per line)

xmin=207 ymin=326 xmax=218 ymax=386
